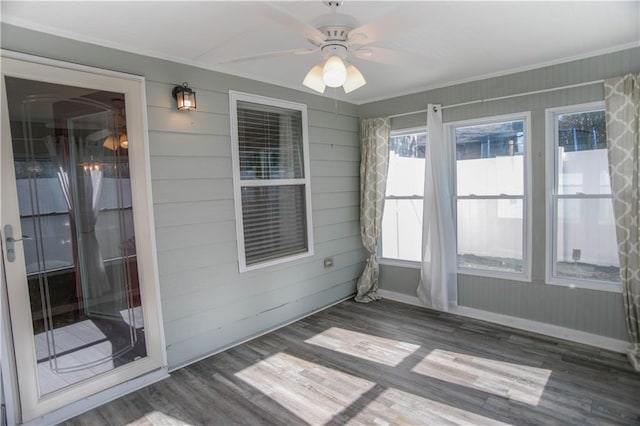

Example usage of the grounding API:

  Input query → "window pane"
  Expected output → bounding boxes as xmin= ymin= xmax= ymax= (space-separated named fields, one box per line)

xmin=556 ymin=110 xmax=610 ymax=195
xmin=557 ymin=110 xmax=606 ymax=151
xmin=556 ymin=198 xmax=620 ymax=283
xmin=456 ymin=120 xmax=524 ymax=196
xmin=387 ymin=132 xmax=425 ymax=197
xmin=389 ymin=132 xmax=426 ymax=159
xmin=381 ymin=199 xmax=423 ymax=262
xmin=241 ymin=185 xmax=308 ymax=265
xmin=457 ymin=198 xmax=523 ymax=273
xmin=237 ymin=100 xmax=304 ymax=180
xmin=457 ymin=155 xmax=524 ymax=196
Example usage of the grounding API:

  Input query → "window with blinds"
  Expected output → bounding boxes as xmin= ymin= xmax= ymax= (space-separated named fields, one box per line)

xmin=230 ymin=92 xmax=314 ymax=271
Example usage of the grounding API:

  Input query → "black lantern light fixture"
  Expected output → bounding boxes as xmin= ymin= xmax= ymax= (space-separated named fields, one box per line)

xmin=172 ymin=82 xmax=197 ymax=111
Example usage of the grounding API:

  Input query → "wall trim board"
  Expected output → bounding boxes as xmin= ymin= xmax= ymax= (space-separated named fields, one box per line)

xmin=22 ymin=368 xmax=169 ymax=426
xmin=168 ymin=293 xmax=356 ymax=373
xmin=358 ymin=43 xmax=639 ymax=105
xmin=378 ymin=289 xmax=629 ymax=354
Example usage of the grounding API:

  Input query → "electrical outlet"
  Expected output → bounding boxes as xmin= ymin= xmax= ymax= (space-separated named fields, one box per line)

xmin=324 ymin=257 xmax=334 ymax=268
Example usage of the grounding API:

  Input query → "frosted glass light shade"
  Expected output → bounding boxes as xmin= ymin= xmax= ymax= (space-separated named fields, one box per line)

xmin=303 ymin=65 xmax=326 ymax=93
xmin=322 ymin=56 xmax=347 ymax=88
xmin=343 ymin=64 xmax=366 ymax=93
xmin=103 ymin=135 xmax=119 ymax=151
xmin=172 ymin=83 xmax=197 ymax=111
xmin=103 ymin=133 xmax=128 ymax=150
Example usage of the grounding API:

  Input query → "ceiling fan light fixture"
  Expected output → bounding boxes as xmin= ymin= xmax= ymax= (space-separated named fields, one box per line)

xmin=343 ymin=64 xmax=366 ymax=93
xmin=103 ymin=133 xmax=129 ymax=151
xmin=119 ymin=134 xmax=129 ymax=149
xmin=303 ymin=65 xmax=326 ymax=93
xmin=322 ymin=55 xmax=347 ymax=88
xmin=103 ymin=135 xmax=119 ymax=151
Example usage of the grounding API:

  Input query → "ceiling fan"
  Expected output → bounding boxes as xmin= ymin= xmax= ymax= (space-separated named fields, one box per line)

xmin=219 ymin=1 xmax=421 ymax=94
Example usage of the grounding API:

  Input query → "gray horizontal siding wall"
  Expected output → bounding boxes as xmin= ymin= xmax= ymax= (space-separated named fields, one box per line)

xmin=1 ymin=24 xmax=366 ymax=368
xmin=361 ymin=47 xmax=640 ymax=341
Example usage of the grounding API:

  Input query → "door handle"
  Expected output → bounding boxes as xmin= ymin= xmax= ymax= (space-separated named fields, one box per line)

xmin=7 ymin=236 xmax=33 ymax=243
xmin=4 ymin=224 xmax=31 ymax=263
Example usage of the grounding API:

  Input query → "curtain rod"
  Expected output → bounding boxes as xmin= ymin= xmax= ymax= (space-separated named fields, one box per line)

xmin=387 ymin=79 xmax=605 ymax=119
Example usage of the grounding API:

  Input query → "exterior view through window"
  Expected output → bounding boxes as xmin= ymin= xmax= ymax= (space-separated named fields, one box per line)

xmin=452 ymin=116 xmax=529 ymax=278
xmin=548 ymin=104 xmax=620 ymax=287
xmin=381 ymin=130 xmax=426 ymax=262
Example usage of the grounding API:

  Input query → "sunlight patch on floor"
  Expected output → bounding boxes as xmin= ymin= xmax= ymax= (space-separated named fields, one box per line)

xmin=350 ymin=386 xmax=511 ymax=425
xmin=411 ymin=349 xmax=552 ymax=406
xmin=235 ymin=351 xmax=376 ymax=424
xmin=129 ymin=410 xmax=194 ymax=425
xmin=304 ymin=327 xmax=420 ymax=367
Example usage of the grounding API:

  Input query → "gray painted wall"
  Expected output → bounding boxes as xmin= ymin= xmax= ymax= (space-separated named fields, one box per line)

xmin=361 ymin=47 xmax=640 ymax=341
xmin=2 ymin=22 xmax=637 ymax=366
xmin=1 ymin=24 xmax=366 ymax=368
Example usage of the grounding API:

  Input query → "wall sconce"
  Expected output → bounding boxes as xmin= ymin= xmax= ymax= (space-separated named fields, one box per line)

xmin=172 ymin=82 xmax=197 ymax=111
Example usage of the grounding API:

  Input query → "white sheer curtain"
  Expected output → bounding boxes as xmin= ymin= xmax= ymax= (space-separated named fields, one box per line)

xmin=605 ymin=73 xmax=640 ymax=371
xmin=355 ymin=117 xmax=391 ymax=303
xmin=416 ymin=104 xmax=458 ymax=311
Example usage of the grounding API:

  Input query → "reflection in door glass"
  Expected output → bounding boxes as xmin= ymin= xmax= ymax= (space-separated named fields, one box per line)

xmin=5 ymin=77 xmax=146 ymax=396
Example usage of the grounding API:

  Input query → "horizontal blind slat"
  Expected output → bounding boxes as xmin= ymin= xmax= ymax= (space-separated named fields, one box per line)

xmin=237 ymin=100 xmax=304 ymax=181
xmin=240 ymin=184 xmax=308 ymax=265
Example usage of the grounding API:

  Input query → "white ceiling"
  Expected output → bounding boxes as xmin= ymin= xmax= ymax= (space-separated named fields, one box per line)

xmin=2 ymin=1 xmax=639 ymax=104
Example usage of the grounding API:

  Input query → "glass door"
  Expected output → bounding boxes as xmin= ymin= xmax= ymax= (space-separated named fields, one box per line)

xmin=1 ymin=57 xmax=164 ymax=422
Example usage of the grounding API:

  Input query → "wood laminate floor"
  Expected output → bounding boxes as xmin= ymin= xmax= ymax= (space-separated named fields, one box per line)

xmin=62 ymin=299 xmax=640 ymax=425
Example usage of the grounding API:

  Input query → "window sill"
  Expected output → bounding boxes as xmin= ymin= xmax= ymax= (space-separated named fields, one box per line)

xmin=240 ymin=250 xmax=314 ymax=273
xmin=457 ymin=267 xmax=531 ymax=283
xmin=545 ymin=277 xmax=622 ymax=294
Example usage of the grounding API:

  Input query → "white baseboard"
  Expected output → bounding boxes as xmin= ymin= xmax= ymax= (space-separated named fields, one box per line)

xmin=378 ymin=289 xmax=629 ymax=354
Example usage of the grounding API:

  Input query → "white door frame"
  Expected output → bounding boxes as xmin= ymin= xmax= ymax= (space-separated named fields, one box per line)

xmin=0 ymin=51 xmax=167 ymax=423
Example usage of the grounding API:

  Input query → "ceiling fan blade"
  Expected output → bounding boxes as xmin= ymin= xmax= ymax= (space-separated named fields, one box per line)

xmin=352 ymin=46 xmax=430 ymax=67
xmin=219 ymin=48 xmax=319 ymax=65
xmin=257 ymin=2 xmax=327 ymax=46
xmin=347 ymin=7 xmax=422 ymax=45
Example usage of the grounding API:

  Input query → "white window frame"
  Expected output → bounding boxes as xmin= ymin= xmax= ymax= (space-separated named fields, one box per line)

xmin=379 ymin=126 xmax=426 ymax=268
xmin=545 ymin=101 xmax=621 ymax=293
xmin=448 ymin=112 xmax=532 ymax=282
xmin=229 ymin=91 xmax=314 ymax=272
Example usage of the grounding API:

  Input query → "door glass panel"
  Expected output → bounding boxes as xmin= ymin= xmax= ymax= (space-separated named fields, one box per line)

xmin=5 ymin=77 xmax=146 ymax=397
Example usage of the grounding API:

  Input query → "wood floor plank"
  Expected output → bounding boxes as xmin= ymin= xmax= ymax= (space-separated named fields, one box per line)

xmin=61 ymin=299 xmax=640 ymax=425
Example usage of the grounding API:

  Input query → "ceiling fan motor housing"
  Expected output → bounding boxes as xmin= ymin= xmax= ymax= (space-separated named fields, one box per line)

xmin=321 ymin=43 xmax=348 ymax=59
xmin=321 ymin=26 xmax=350 ymax=42
xmin=319 ymin=25 xmax=352 ymax=58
